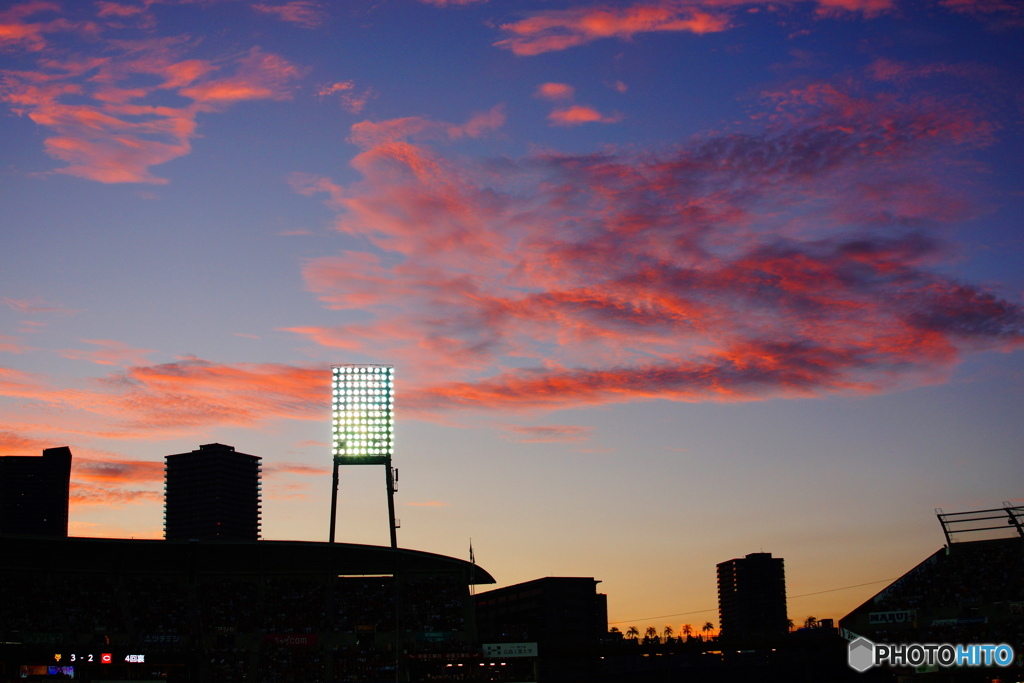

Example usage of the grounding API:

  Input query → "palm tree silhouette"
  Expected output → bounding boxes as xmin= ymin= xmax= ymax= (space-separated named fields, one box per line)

xmin=663 ymin=625 xmax=674 ymax=643
xmin=681 ymin=624 xmax=693 ymax=640
xmin=645 ymin=626 xmax=658 ymax=641
xmin=702 ymin=621 xmax=715 ymax=640
xmin=804 ymin=616 xmax=817 ymax=629
xmin=626 ymin=626 xmax=639 ymax=640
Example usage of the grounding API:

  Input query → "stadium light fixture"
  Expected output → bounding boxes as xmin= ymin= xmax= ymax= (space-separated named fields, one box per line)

xmin=329 ymin=364 xmax=399 ymax=549
xmin=331 ymin=364 xmax=394 ymax=464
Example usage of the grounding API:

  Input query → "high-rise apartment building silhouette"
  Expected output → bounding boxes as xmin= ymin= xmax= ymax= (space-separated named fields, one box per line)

xmin=164 ymin=443 xmax=261 ymax=541
xmin=0 ymin=446 xmax=72 ymax=537
xmin=717 ymin=551 xmax=788 ymax=640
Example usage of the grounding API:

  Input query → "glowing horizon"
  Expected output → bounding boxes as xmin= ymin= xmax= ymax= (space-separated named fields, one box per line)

xmin=1 ymin=0 xmax=1022 ymax=634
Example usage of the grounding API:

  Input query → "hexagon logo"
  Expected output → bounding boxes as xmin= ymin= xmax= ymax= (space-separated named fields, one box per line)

xmin=848 ymin=637 xmax=875 ymax=672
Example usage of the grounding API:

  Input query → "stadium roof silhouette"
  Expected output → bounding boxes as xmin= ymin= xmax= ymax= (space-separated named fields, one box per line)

xmin=0 ymin=535 xmax=495 ymax=583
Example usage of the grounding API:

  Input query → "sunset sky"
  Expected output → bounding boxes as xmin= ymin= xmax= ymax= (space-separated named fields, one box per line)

xmin=2 ymin=0 xmax=1023 ymax=633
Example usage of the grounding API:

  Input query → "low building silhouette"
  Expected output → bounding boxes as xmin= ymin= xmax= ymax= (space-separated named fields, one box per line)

xmin=840 ymin=505 xmax=1024 ymax=659
xmin=0 ymin=535 xmax=495 ymax=682
xmin=475 ymin=576 xmax=607 ymax=682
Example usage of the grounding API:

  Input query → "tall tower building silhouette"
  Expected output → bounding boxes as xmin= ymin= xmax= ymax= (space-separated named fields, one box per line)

xmin=717 ymin=552 xmax=788 ymax=640
xmin=164 ymin=443 xmax=261 ymax=541
xmin=0 ymin=446 xmax=72 ymax=537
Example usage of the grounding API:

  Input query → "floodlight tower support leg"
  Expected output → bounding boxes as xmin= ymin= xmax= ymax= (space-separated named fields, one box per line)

xmin=386 ymin=456 xmax=398 ymax=550
xmin=329 ymin=458 xmax=339 ymax=544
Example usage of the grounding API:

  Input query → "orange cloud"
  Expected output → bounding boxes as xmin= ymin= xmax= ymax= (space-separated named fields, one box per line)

xmin=0 ymin=357 xmax=327 ymax=440
xmin=548 ymin=105 xmax=623 ymax=126
xmin=75 ymin=456 xmax=165 ymax=484
xmin=496 ymin=1 xmax=732 ymax=56
xmin=0 ymin=367 xmax=52 ymax=402
xmin=70 ymin=484 xmax=162 ymax=506
xmin=0 ymin=429 xmax=51 ymax=454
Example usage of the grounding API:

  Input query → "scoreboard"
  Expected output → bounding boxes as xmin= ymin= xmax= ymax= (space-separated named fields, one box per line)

xmin=52 ymin=652 xmax=146 ymax=664
xmin=20 ymin=652 xmax=154 ymax=679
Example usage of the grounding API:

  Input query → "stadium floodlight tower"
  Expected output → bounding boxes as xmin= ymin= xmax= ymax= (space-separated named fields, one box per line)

xmin=329 ymin=364 xmax=398 ymax=549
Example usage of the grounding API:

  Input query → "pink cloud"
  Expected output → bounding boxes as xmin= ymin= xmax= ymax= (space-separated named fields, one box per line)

xmin=178 ymin=48 xmax=303 ymax=105
xmin=0 ymin=1 xmax=67 ymax=52
xmin=60 ymin=339 xmax=155 ymax=366
xmin=418 ymin=0 xmax=485 ymax=5
xmin=494 ymin=0 xmax=919 ymax=56
xmin=867 ymin=58 xmax=996 ymax=85
xmin=293 ymin=440 xmax=328 ymax=449
xmin=548 ymin=105 xmax=623 ymax=126
xmin=535 ymin=82 xmax=575 ymax=100
xmin=95 ymin=2 xmax=151 ymax=19
xmin=316 ymin=81 xmax=375 ymax=114
xmin=3 ymin=296 xmax=78 ymax=314
xmin=0 ymin=335 xmax=30 ymax=354
xmin=1 ymin=14 xmax=304 ymax=184
xmin=504 ymin=425 xmax=593 ymax=443
xmin=814 ymin=0 xmax=895 ymax=17
xmin=939 ymin=0 xmax=1024 ymax=26
xmin=264 ymin=463 xmax=331 ymax=476
xmin=495 ymin=1 xmax=732 ymax=56
xmin=289 ymin=80 xmax=1022 ymax=412
xmin=348 ymin=106 xmax=505 ymax=149
xmin=317 ymin=81 xmax=354 ymax=97
xmin=252 ymin=1 xmax=327 ymax=28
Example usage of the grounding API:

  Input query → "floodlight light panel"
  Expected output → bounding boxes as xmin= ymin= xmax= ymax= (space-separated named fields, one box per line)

xmin=331 ymin=364 xmax=394 ymax=459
